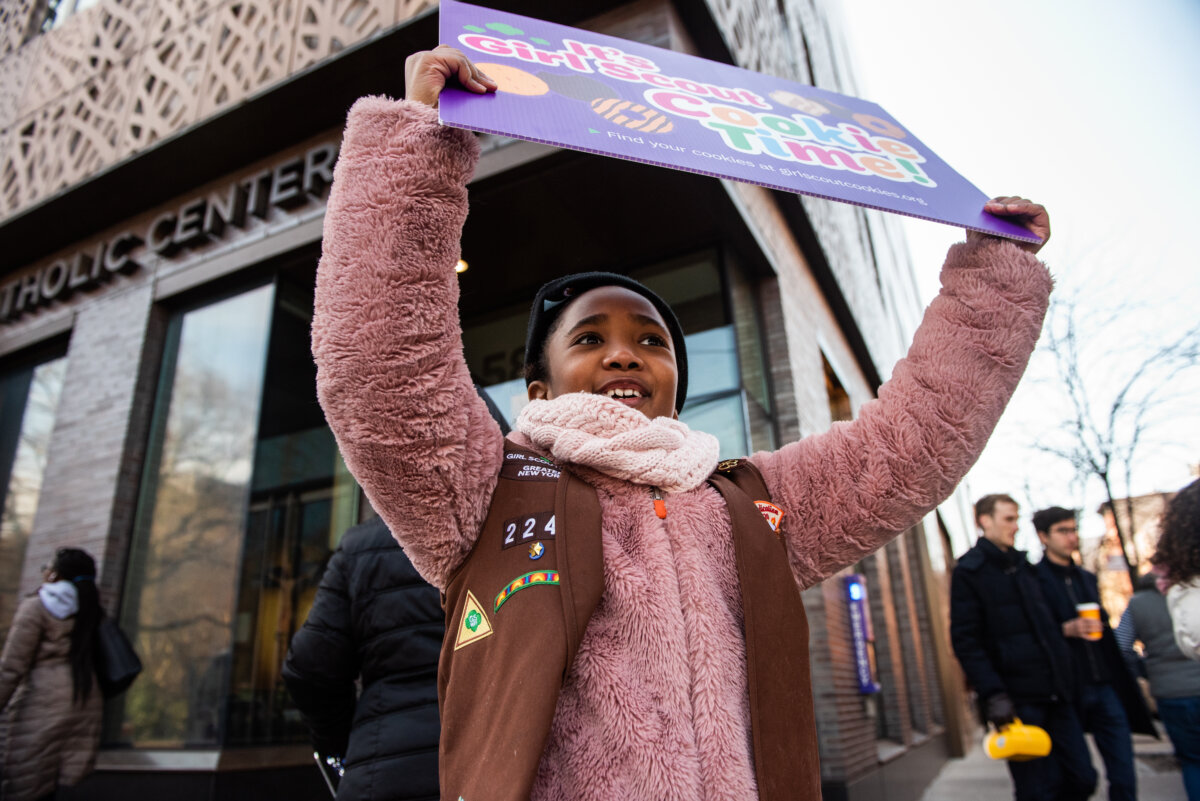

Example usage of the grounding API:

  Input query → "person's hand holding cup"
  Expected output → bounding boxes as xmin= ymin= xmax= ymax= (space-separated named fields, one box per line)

xmin=1063 ymin=603 xmax=1103 ymax=640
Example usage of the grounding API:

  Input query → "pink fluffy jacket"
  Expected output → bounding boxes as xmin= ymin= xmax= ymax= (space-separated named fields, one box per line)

xmin=312 ymin=97 xmax=1052 ymax=801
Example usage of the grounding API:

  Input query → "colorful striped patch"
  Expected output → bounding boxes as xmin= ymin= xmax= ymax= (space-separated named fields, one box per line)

xmin=494 ymin=570 xmax=560 ymax=612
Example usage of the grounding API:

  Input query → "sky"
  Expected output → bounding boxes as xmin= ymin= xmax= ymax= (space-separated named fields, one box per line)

xmin=835 ymin=0 xmax=1200 ymax=553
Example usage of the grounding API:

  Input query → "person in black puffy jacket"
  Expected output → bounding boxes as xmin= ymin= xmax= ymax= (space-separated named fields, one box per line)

xmin=283 ymin=515 xmax=444 ymax=800
xmin=283 ymin=385 xmax=508 ymax=800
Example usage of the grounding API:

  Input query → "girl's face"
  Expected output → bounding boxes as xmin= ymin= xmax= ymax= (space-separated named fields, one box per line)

xmin=527 ymin=286 xmax=679 ymax=420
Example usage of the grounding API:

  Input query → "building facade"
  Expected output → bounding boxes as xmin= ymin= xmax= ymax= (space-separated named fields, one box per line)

xmin=0 ymin=0 xmax=977 ymax=797
xmin=1080 ymin=490 xmax=1178 ymax=623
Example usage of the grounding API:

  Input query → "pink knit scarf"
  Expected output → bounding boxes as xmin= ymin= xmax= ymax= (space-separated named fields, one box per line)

xmin=515 ymin=392 xmax=720 ymax=493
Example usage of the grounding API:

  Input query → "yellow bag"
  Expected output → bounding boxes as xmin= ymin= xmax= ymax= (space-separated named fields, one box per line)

xmin=984 ymin=718 xmax=1052 ymax=761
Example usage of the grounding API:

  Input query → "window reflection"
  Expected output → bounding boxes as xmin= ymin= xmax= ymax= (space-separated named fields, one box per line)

xmin=679 ymin=393 xmax=748 ymax=460
xmin=684 ymin=327 xmax=740 ymax=399
xmin=225 ymin=274 xmax=359 ymax=746
xmin=0 ymin=356 xmax=67 ymax=642
xmin=110 ymin=286 xmax=274 ymax=747
xmin=641 ymin=256 xmax=760 ymax=458
xmin=823 ymin=354 xmax=853 ymax=424
xmin=111 ymin=264 xmax=363 ymax=749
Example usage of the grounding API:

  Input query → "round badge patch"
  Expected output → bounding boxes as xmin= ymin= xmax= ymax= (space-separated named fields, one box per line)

xmin=529 ymin=542 xmax=545 ymax=560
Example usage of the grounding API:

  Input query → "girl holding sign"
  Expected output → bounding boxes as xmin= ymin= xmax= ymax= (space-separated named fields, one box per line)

xmin=312 ymin=45 xmax=1051 ymax=801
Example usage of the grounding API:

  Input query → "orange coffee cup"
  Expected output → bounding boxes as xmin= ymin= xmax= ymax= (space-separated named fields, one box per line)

xmin=1076 ymin=603 xmax=1103 ymax=641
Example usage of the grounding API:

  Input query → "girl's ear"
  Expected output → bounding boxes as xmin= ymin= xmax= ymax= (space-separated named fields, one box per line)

xmin=527 ymin=381 xmax=550 ymax=401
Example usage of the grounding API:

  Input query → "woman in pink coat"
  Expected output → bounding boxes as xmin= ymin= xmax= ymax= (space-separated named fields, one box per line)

xmin=312 ymin=47 xmax=1052 ymax=801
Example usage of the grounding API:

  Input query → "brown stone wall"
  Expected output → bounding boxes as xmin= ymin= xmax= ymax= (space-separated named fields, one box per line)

xmin=18 ymin=279 xmax=157 ymax=608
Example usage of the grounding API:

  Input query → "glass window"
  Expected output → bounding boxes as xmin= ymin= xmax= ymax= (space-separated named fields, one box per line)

xmin=678 ymin=394 xmax=747 ymax=458
xmin=639 ymin=256 xmax=750 ymax=459
xmin=0 ymin=354 xmax=67 ymax=642
xmin=823 ymin=354 xmax=853 ymax=423
xmin=109 ymin=259 xmax=363 ymax=749
xmin=461 ymin=304 xmax=531 ymax=424
xmin=224 ymin=272 xmax=360 ymax=747
xmin=679 ymin=326 xmax=740 ymax=399
xmin=109 ymin=286 xmax=275 ymax=747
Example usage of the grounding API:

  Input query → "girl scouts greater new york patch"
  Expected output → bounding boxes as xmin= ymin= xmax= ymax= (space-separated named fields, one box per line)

xmin=453 ymin=590 xmax=494 ymax=651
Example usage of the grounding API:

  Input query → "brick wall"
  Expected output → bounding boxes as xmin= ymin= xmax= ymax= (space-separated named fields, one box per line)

xmin=18 ymin=277 xmax=156 ymax=608
xmin=806 ymin=579 xmax=879 ymax=781
xmin=888 ymin=530 xmax=933 ymax=734
xmin=906 ymin=525 xmax=947 ymax=727
xmin=864 ymin=546 xmax=912 ymax=745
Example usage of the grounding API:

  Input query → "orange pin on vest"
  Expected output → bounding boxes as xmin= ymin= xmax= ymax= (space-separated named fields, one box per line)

xmin=651 ymin=487 xmax=666 ymax=519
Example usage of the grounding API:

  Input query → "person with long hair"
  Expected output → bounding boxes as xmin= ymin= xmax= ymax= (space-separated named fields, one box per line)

xmin=1144 ymin=478 xmax=1200 ymax=799
xmin=1155 ymin=478 xmax=1200 ymax=602
xmin=0 ymin=547 xmax=104 ymax=801
xmin=1156 ymin=479 xmax=1200 ymax=659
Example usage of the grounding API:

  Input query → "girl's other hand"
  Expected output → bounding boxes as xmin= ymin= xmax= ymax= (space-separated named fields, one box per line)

xmin=404 ymin=45 xmax=498 ymax=107
xmin=968 ymin=196 xmax=1051 ymax=255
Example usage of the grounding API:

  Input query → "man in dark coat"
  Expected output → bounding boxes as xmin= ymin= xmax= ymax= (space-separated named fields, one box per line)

xmin=283 ymin=515 xmax=443 ymax=801
xmin=1032 ymin=506 xmax=1157 ymax=801
xmin=283 ymin=384 xmax=509 ymax=800
xmin=950 ymin=494 xmax=1097 ymax=801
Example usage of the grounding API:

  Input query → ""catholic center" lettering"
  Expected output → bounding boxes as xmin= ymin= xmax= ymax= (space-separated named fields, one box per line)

xmin=1 ymin=141 xmax=338 ymax=324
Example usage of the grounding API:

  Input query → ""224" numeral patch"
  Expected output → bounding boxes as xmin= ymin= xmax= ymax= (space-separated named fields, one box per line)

xmin=502 ymin=511 xmax=556 ymax=549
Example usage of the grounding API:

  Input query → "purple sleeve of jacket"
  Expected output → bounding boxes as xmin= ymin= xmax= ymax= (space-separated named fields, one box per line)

xmin=312 ymin=97 xmax=503 ymax=589
xmin=750 ymin=239 xmax=1052 ymax=588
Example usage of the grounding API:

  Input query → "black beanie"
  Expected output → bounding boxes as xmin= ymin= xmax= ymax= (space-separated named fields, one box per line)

xmin=524 ymin=272 xmax=689 ymax=412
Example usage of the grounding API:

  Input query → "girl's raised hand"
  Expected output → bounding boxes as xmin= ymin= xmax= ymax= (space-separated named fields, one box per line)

xmin=404 ymin=45 xmax=498 ymax=108
xmin=969 ymin=196 xmax=1051 ymax=255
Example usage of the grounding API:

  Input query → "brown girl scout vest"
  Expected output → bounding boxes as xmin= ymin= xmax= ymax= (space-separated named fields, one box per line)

xmin=437 ymin=443 xmax=819 ymax=801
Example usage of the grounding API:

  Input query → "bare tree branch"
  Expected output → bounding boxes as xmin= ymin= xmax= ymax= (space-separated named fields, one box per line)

xmin=1033 ymin=294 xmax=1200 ymax=585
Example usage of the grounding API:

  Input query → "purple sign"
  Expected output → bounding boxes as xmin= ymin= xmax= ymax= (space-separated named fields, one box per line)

xmin=438 ymin=0 xmax=1037 ymax=243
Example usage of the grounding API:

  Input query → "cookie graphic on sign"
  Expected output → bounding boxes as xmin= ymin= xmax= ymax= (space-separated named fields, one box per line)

xmin=768 ymin=89 xmax=830 ymax=116
xmin=454 ymin=590 xmax=494 ymax=651
xmin=590 ymin=98 xmax=674 ymax=133
xmin=538 ymin=71 xmax=617 ymax=103
xmin=475 ymin=62 xmax=549 ymax=96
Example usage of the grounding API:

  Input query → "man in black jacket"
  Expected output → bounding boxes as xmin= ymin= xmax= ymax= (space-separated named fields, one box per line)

xmin=283 ymin=384 xmax=509 ymax=799
xmin=283 ymin=515 xmax=443 ymax=801
xmin=1033 ymin=506 xmax=1156 ymax=801
xmin=950 ymin=494 xmax=1097 ymax=801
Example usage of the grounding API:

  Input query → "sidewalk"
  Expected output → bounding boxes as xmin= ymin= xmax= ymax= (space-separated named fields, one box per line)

xmin=921 ymin=730 xmax=1184 ymax=800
